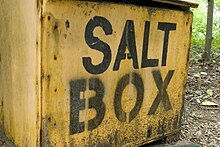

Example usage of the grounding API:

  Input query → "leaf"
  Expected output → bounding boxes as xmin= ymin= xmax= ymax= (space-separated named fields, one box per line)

xmin=195 ymin=90 xmax=202 ymax=95
xmin=196 ymin=99 xmax=201 ymax=104
xmin=206 ymin=89 xmax=213 ymax=96
xmin=200 ymin=72 xmax=208 ymax=76
xmin=201 ymin=101 xmax=219 ymax=107
xmin=193 ymin=73 xmax=200 ymax=78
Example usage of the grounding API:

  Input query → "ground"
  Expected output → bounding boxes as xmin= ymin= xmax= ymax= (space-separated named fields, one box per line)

xmin=0 ymin=59 xmax=219 ymax=147
xmin=180 ymin=58 xmax=220 ymax=147
xmin=0 ymin=127 xmax=15 ymax=147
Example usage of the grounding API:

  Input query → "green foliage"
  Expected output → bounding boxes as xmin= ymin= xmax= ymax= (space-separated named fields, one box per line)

xmin=191 ymin=0 xmax=220 ymax=58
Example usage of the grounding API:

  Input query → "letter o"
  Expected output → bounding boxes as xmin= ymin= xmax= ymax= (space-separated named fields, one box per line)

xmin=114 ymin=72 xmax=144 ymax=122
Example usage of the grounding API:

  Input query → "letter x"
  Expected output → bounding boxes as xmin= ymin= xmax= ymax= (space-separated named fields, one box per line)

xmin=148 ymin=70 xmax=174 ymax=115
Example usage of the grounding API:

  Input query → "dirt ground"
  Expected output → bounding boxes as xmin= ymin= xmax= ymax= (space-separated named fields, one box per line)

xmin=180 ymin=58 xmax=220 ymax=147
xmin=0 ymin=59 xmax=219 ymax=147
xmin=0 ymin=127 xmax=15 ymax=147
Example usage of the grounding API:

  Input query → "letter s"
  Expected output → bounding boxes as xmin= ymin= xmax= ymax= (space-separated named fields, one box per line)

xmin=83 ymin=16 xmax=113 ymax=74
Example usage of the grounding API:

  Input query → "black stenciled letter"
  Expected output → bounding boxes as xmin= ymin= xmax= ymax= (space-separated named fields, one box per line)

xmin=88 ymin=78 xmax=105 ymax=131
xmin=148 ymin=70 xmax=174 ymax=115
xmin=158 ymin=22 xmax=176 ymax=66
xmin=70 ymin=78 xmax=106 ymax=135
xmin=83 ymin=16 xmax=113 ymax=74
xmin=70 ymin=79 xmax=86 ymax=134
xmin=114 ymin=72 xmax=144 ymax=122
xmin=141 ymin=21 xmax=159 ymax=68
xmin=113 ymin=20 xmax=139 ymax=71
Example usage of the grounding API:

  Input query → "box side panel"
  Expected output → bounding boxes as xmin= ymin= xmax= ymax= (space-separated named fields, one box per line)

xmin=41 ymin=1 xmax=193 ymax=146
xmin=0 ymin=0 xmax=41 ymax=146
xmin=0 ymin=96 xmax=2 ymax=126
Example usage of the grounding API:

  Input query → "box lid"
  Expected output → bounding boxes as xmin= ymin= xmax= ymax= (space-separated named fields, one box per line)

xmin=152 ymin=0 xmax=198 ymax=8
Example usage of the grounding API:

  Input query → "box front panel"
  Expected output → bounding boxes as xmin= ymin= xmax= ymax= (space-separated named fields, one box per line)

xmin=42 ymin=1 xmax=192 ymax=146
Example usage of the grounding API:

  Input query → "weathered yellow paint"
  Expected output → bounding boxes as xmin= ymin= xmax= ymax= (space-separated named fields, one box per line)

xmin=0 ymin=0 xmax=195 ymax=146
xmin=41 ymin=1 xmax=193 ymax=146
xmin=0 ymin=0 xmax=41 ymax=146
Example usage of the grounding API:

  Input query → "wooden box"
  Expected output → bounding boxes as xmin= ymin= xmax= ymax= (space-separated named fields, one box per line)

xmin=0 ymin=0 xmax=197 ymax=146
